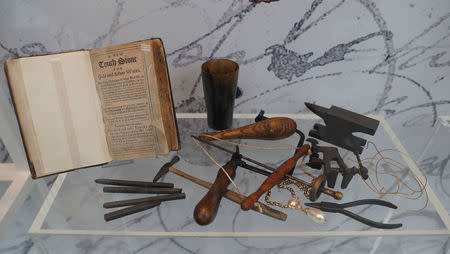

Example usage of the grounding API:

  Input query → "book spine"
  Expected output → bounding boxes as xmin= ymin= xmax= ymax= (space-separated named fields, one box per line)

xmin=151 ymin=38 xmax=181 ymax=151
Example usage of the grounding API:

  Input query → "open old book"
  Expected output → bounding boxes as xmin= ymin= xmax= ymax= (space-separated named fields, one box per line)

xmin=4 ymin=39 xmax=180 ymax=178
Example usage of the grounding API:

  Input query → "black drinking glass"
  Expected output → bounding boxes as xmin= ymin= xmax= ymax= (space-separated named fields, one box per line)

xmin=201 ymin=59 xmax=239 ymax=130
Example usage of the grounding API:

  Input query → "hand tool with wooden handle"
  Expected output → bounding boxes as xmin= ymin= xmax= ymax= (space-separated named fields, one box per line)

xmin=193 ymin=149 xmax=240 ymax=225
xmin=241 ymin=144 xmax=310 ymax=211
xmin=255 ymin=110 xmax=305 ymax=176
xmin=169 ymin=166 xmax=287 ymax=221
xmin=152 ymin=156 xmax=180 ymax=183
xmin=197 ymin=117 xmax=297 ymax=141
xmin=192 ymin=135 xmax=343 ymax=201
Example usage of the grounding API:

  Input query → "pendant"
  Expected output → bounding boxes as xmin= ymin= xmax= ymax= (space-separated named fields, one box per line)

xmin=288 ymin=197 xmax=299 ymax=209
xmin=305 ymin=208 xmax=326 ymax=224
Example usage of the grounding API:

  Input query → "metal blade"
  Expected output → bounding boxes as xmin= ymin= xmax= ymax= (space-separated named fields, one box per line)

xmin=192 ymin=135 xmax=343 ymax=201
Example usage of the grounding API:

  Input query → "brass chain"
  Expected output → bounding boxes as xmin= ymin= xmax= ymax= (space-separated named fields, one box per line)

xmin=265 ymin=182 xmax=296 ymax=209
xmin=284 ymin=178 xmax=311 ymax=197
xmin=264 ymin=179 xmax=312 ymax=211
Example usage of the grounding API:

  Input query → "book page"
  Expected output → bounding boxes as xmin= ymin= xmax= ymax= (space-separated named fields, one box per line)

xmin=6 ymin=51 xmax=111 ymax=176
xmin=90 ymin=40 xmax=169 ymax=160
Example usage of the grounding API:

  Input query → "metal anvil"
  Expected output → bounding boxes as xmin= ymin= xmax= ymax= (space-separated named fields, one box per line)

xmin=305 ymin=103 xmax=379 ymax=154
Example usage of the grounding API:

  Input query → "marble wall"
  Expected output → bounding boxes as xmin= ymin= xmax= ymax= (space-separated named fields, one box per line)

xmin=1 ymin=0 xmax=449 ymax=130
xmin=0 ymin=138 xmax=10 ymax=163
xmin=0 ymin=0 xmax=449 ymax=253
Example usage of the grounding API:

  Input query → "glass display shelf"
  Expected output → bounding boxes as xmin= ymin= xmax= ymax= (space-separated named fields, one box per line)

xmin=419 ymin=116 xmax=450 ymax=217
xmin=28 ymin=114 xmax=450 ymax=254
xmin=0 ymin=164 xmax=31 ymax=239
xmin=0 ymin=96 xmax=35 ymax=239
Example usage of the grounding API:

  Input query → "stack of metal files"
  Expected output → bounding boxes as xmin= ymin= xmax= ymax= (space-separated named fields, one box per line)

xmin=96 ymin=178 xmax=186 ymax=221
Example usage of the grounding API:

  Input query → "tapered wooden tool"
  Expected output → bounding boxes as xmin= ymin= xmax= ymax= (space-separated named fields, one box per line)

xmin=241 ymin=144 xmax=310 ymax=211
xmin=194 ymin=161 xmax=237 ymax=225
xmin=197 ymin=117 xmax=297 ymax=141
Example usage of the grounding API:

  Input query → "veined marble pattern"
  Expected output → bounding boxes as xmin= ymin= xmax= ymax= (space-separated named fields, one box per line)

xmin=0 ymin=0 xmax=449 ymax=253
xmin=0 ymin=139 xmax=11 ymax=163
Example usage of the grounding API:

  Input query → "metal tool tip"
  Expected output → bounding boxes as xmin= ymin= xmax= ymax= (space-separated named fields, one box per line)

xmin=191 ymin=135 xmax=203 ymax=141
xmin=304 ymin=102 xmax=327 ymax=115
xmin=303 ymin=203 xmax=318 ymax=208
xmin=304 ymin=102 xmax=313 ymax=108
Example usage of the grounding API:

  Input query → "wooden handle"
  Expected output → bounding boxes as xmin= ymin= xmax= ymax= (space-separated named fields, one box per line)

xmin=194 ymin=162 xmax=237 ymax=225
xmin=169 ymin=166 xmax=287 ymax=221
xmin=241 ymin=144 xmax=310 ymax=211
xmin=198 ymin=117 xmax=297 ymax=141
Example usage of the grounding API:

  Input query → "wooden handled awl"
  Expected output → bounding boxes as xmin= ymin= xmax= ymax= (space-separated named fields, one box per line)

xmin=194 ymin=159 xmax=238 ymax=225
xmin=241 ymin=144 xmax=310 ymax=211
xmin=197 ymin=117 xmax=297 ymax=141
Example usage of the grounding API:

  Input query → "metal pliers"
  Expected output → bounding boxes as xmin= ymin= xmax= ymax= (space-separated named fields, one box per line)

xmin=304 ymin=199 xmax=402 ymax=229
